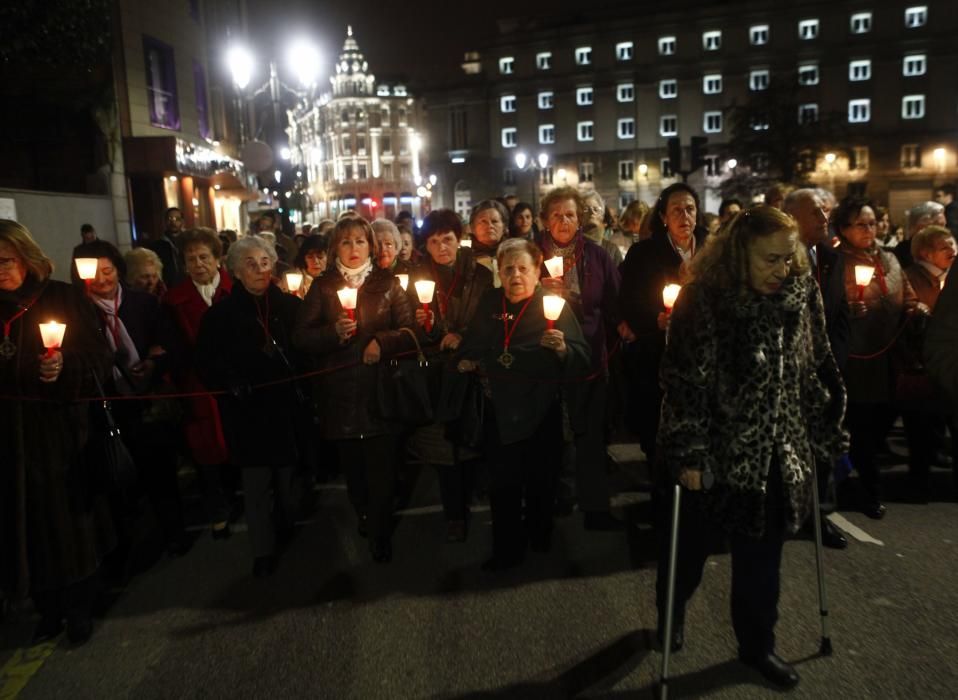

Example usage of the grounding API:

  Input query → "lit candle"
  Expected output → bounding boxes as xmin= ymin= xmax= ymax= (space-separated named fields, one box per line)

xmin=396 ymin=273 xmax=409 ymax=291
xmin=544 ymin=256 xmax=564 ymax=278
xmin=337 ymin=287 xmax=358 ymax=319
xmin=543 ymin=294 xmax=566 ymax=330
xmin=75 ymin=258 xmax=98 ymax=284
xmin=662 ymin=284 xmax=682 ymax=311
xmin=854 ymin=265 xmax=875 ymax=301
xmin=285 ymin=272 xmax=303 ymax=293
xmin=414 ymin=279 xmax=436 ymax=332
xmin=39 ymin=321 xmax=66 ymax=358
xmin=459 ymin=239 xmax=472 ymax=248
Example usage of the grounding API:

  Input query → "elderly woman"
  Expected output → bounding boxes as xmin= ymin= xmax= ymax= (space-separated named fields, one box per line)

xmin=124 ymin=247 xmax=166 ymax=297
xmin=457 ymin=238 xmax=589 ymax=570
xmin=657 ymin=206 xmax=847 ymax=688
xmin=835 ymin=197 xmax=922 ymax=518
xmin=469 ymin=199 xmax=510 ymax=286
xmin=398 ymin=228 xmax=418 ymax=264
xmin=0 ymin=220 xmax=113 ymax=645
xmin=582 ymin=191 xmax=624 ymax=265
xmin=195 ymin=237 xmax=303 ymax=576
xmin=619 ymin=200 xmax=650 ymax=244
xmin=509 ymin=201 xmax=537 ymax=240
xmin=906 ymin=225 xmax=956 ymax=310
xmin=289 ymin=235 xmax=328 ymax=298
xmin=294 ymin=217 xmax=416 ymax=563
xmin=372 ymin=218 xmax=413 ymax=275
xmin=162 ymin=228 xmax=234 ymax=539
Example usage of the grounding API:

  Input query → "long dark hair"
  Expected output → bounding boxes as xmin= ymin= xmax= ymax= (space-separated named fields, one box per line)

xmin=509 ymin=201 xmax=538 ymax=238
xmin=650 ymin=183 xmax=704 ymax=237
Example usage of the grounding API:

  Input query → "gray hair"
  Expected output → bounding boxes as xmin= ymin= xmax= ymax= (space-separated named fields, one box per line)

xmin=907 ymin=200 xmax=945 ymax=231
xmin=226 ymin=235 xmax=277 ymax=276
xmin=583 ymin=190 xmax=605 ymax=209
xmin=371 ymin=218 xmax=402 ymax=250
xmin=783 ymin=188 xmax=821 ymax=215
xmin=124 ymin=247 xmax=163 ymax=284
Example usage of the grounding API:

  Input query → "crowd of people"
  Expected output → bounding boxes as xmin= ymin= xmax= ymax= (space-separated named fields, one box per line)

xmin=2 ymin=179 xmax=957 ymax=688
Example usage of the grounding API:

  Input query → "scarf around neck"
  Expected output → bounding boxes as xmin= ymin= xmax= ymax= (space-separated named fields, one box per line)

xmin=336 ymin=256 xmax=374 ymax=288
xmin=193 ymin=271 xmax=221 ymax=307
xmin=92 ymin=285 xmax=141 ymax=392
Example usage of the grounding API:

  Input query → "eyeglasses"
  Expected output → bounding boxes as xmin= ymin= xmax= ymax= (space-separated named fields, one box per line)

xmin=853 ymin=222 xmax=878 ymax=230
xmin=586 ymin=206 xmax=604 ymax=214
xmin=0 ymin=257 xmax=20 ymax=270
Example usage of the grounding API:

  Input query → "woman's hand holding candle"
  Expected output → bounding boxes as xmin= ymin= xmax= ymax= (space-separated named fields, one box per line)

xmin=540 ymin=329 xmax=567 ymax=356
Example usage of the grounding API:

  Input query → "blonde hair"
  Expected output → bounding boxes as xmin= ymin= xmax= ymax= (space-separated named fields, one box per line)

xmin=124 ymin=247 xmax=163 ymax=284
xmin=0 ymin=219 xmax=54 ymax=282
xmin=911 ymin=225 xmax=955 ymax=260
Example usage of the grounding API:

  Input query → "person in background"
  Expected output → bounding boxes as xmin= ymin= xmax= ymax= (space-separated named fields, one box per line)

xmin=925 ymin=269 xmax=958 ymax=498
xmin=935 ymin=183 xmax=958 ymax=237
xmin=581 ymin=192 xmax=624 ymax=265
xmin=875 ymin=207 xmax=894 ymax=248
xmin=906 ymin=226 xmax=956 ymax=310
xmin=718 ymin=198 xmax=742 ymax=226
xmin=145 ymin=207 xmax=184 ymax=288
xmin=124 ymin=247 xmax=166 ymax=297
xmin=703 ymin=212 xmax=720 ymax=236
xmin=509 ymin=202 xmax=538 ymax=241
xmin=764 ymin=184 xmax=791 ymax=210
xmin=895 ymin=201 xmax=946 ymax=269
xmin=619 ymin=200 xmax=650 ymax=244
xmin=398 ymin=228 xmax=417 ymax=264
xmin=372 ymin=219 xmax=413 ymax=275
xmin=290 ymin=235 xmax=328 ymax=299
xmin=469 ymin=200 xmax=510 ymax=286
xmin=71 ymin=223 xmax=98 ymax=261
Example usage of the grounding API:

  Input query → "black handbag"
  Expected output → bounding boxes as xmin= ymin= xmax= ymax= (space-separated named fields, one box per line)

xmin=87 ymin=370 xmax=138 ymax=492
xmin=376 ymin=327 xmax=435 ymax=426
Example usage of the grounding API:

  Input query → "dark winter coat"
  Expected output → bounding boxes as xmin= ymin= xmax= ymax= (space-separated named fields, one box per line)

xmin=657 ymin=275 xmax=848 ymax=537
xmin=293 ymin=266 xmax=416 ymax=441
xmin=926 ymin=273 xmax=958 ymax=406
xmin=195 ymin=282 xmax=304 ymax=468
xmin=809 ymin=242 xmax=850 ymax=371
xmin=0 ymin=278 xmax=114 ymax=599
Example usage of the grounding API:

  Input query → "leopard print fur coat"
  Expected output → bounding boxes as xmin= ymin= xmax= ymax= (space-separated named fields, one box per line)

xmin=658 ymin=274 xmax=849 ymax=537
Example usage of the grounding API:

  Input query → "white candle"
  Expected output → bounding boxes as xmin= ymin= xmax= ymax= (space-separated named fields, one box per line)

xmin=544 ymin=256 xmax=564 ymax=278
xmin=414 ymin=279 xmax=436 ymax=304
xmin=662 ymin=284 xmax=682 ymax=311
xmin=285 ymin=272 xmax=303 ymax=292
xmin=459 ymin=239 xmax=472 ymax=248
xmin=854 ymin=265 xmax=875 ymax=288
xmin=75 ymin=258 xmax=98 ymax=281
xmin=543 ymin=294 xmax=566 ymax=321
xmin=336 ymin=287 xmax=358 ymax=310
xmin=396 ymin=274 xmax=409 ymax=291
xmin=39 ymin=321 xmax=66 ymax=354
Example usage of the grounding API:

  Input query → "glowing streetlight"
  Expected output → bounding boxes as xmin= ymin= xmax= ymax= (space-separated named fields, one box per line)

xmin=638 ymin=163 xmax=649 ymax=176
xmin=537 ymin=153 xmax=549 ymax=169
xmin=514 ymin=152 xmax=528 ymax=170
xmin=727 ymin=158 xmax=738 ymax=170
xmin=934 ymin=147 xmax=947 ymax=172
xmin=287 ymin=39 xmax=321 ymax=87
xmin=274 ymin=170 xmax=282 ymax=183
xmin=280 ymin=147 xmax=291 ymax=160
xmin=429 ymin=174 xmax=437 ymax=186
xmin=226 ymin=45 xmax=254 ymax=89
xmin=824 ymin=152 xmax=837 ymax=165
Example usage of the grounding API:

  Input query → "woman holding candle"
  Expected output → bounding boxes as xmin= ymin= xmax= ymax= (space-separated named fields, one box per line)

xmin=288 ymin=235 xmax=328 ymax=298
xmin=457 ymin=238 xmax=590 ymax=570
xmin=834 ymin=197 xmax=922 ymax=518
xmin=294 ymin=217 xmax=416 ymax=563
xmin=0 ymin=220 xmax=114 ymax=645
xmin=469 ymin=200 xmax=510 ymax=286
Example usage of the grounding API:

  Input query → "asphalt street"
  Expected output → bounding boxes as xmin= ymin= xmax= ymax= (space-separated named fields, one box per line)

xmin=1 ymin=448 xmax=957 ymax=699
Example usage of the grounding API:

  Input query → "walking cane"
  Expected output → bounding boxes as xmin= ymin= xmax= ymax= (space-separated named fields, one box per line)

xmin=810 ymin=462 xmax=833 ymax=656
xmin=658 ymin=483 xmax=682 ymax=700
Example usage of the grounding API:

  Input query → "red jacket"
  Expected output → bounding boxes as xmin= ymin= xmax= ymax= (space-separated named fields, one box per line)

xmin=162 ymin=272 xmax=233 ymax=465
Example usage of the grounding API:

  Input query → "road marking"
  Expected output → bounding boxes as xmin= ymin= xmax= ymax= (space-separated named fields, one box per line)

xmin=0 ymin=636 xmax=60 ymax=700
xmin=827 ymin=513 xmax=884 ymax=546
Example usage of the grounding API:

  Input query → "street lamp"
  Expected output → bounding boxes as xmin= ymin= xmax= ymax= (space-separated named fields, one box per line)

xmin=726 ymin=158 xmax=738 ymax=171
xmin=513 ymin=150 xmax=549 ymax=214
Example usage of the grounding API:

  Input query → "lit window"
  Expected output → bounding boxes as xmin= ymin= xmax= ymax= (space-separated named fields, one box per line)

xmin=500 ymin=95 xmax=517 ymax=113
xmin=849 ymin=60 xmax=871 ymax=81
xmin=703 ymin=74 xmax=723 ymax=94
xmin=619 ymin=160 xmax=635 ymax=181
xmin=848 ymin=98 xmax=871 ymax=123
xmin=501 ymin=127 xmax=517 ymax=148
xmin=799 ymin=19 xmax=819 ymax=40
xmin=750 ymin=69 xmax=770 ymax=91
xmin=619 ymin=192 xmax=636 ymax=209
xmin=751 ymin=114 xmax=770 ymax=131
xmin=394 ymin=86 xmax=407 ymax=97
xmin=851 ymin=12 xmax=872 ymax=33
xmin=579 ymin=162 xmax=594 ymax=182
xmin=504 ymin=168 xmax=515 ymax=185
xmin=703 ymin=30 xmax=722 ymax=51
xmin=575 ymin=47 xmax=592 ymax=65
xmin=660 ymin=115 xmax=678 ymax=137
xmin=703 ymin=111 xmax=723 ymax=133
xmin=902 ymin=94 xmax=926 ymax=119
xmin=750 ymin=24 xmax=769 ymax=45
xmin=499 ymin=57 xmax=514 ymax=74
xmin=658 ymin=36 xmax=676 ymax=56
xmin=798 ymin=62 xmax=819 ymax=85
xmin=618 ymin=118 xmax=636 ymax=139
xmin=704 ymin=155 xmax=720 ymax=177
xmin=852 ymin=146 xmax=870 ymax=170
xmin=577 ymin=121 xmax=594 ymax=141
xmin=541 ymin=166 xmax=554 ymax=185
xmin=616 ymin=42 xmax=634 ymax=61
xmin=905 ymin=6 xmax=927 ymax=28
xmin=617 ymin=83 xmax=635 ymax=102
xmin=536 ymin=52 xmax=552 ymax=70
xmin=661 ymin=158 xmax=674 ymax=178
xmin=659 ymin=79 xmax=678 ymax=99
xmin=539 ymin=124 xmax=555 ymax=145
xmin=576 ymin=87 xmax=594 ymax=106
xmin=798 ymin=103 xmax=818 ymax=124
xmin=538 ymin=91 xmax=554 ymax=109
xmin=901 ymin=144 xmax=920 ymax=168
xmin=903 ymin=54 xmax=927 ymax=76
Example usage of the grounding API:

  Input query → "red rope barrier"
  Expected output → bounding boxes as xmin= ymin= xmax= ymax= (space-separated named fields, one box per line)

xmin=847 ymin=317 xmax=913 ymax=361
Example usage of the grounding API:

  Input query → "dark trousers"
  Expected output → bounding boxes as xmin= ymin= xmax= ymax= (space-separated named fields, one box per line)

xmin=655 ymin=462 xmax=786 ymax=658
xmin=845 ymin=402 xmax=894 ymax=505
xmin=338 ymin=435 xmax=397 ymax=539
xmin=129 ymin=421 xmax=185 ymax=542
xmin=573 ymin=378 xmax=613 ymax=513
xmin=241 ymin=467 xmax=293 ymax=558
xmin=198 ymin=463 xmax=231 ymax=525
xmin=438 ymin=458 xmax=477 ymax=522
xmin=33 ymin=574 xmax=98 ymax=624
xmin=486 ymin=401 xmax=563 ymax=561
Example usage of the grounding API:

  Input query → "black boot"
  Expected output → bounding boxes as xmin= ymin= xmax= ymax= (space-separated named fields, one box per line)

xmin=740 ymin=652 xmax=800 ymax=688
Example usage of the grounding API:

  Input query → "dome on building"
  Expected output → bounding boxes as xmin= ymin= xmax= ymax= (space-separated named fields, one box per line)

xmin=331 ymin=26 xmax=375 ymax=97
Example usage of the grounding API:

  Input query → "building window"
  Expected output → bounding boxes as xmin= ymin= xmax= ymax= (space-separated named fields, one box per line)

xmin=344 ymin=164 xmax=353 ymax=180
xmin=848 ymin=98 xmax=871 ymax=123
xmin=703 ymin=111 xmax=723 ymax=133
xmin=400 ymin=164 xmax=411 ymax=179
xmin=501 ymin=127 xmax=517 ymax=148
xmin=539 ymin=124 xmax=555 ymax=144
xmin=541 ymin=166 xmax=554 ymax=185
xmin=851 ymin=12 xmax=872 ymax=33
xmin=902 ymin=94 xmax=926 ymax=119
xmin=905 ymin=6 xmax=928 ymax=28
xmin=901 ymin=144 xmax=920 ymax=168
xmin=499 ymin=57 xmax=514 ymax=74
xmin=851 ymin=146 xmax=870 ymax=170
xmin=661 ymin=158 xmax=674 ymax=178
xmin=579 ymin=161 xmax=594 ymax=182
xmin=619 ymin=192 xmax=636 ymax=209
xmin=750 ymin=24 xmax=769 ymax=45
xmin=575 ymin=47 xmax=592 ymax=65
xmin=702 ymin=30 xmax=722 ymax=51
xmin=799 ymin=19 xmax=819 ymax=40
xmin=704 ymin=155 xmax=720 ymax=177
xmin=382 ymin=163 xmax=393 ymax=180
xmin=659 ymin=79 xmax=677 ymax=99
xmin=143 ymin=36 xmax=180 ymax=130
xmin=538 ymin=91 xmax=554 ymax=109
xmin=617 ymin=83 xmax=635 ymax=102
xmin=616 ymin=42 xmax=634 ymax=61
xmin=750 ymin=69 xmax=770 ymax=91
xmin=398 ymin=108 xmax=407 ymax=126
xmin=500 ymin=95 xmax=517 ymax=113
xmin=751 ymin=153 xmax=770 ymax=172
xmin=504 ymin=168 xmax=515 ymax=185
xmin=903 ymin=54 xmax=927 ymax=76
xmin=751 ymin=113 xmax=770 ymax=131
xmin=660 ymin=115 xmax=678 ymax=137
xmin=449 ymin=109 xmax=466 ymax=150
xmin=618 ymin=118 xmax=636 ymax=139
xmin=658 ymin=36 xmax=676 ymax=56
xmin=798 ymin=103 xmax=818 ymax=124
xmin=576 ymin=87 xmax=594 ymax=106
xmin=342 ymin=134 xmax=352 ymax=155
xmin=357 ymin=135 xmax=366 ymax=155
xmin=382 ymin=135 xmax=393 ymax=153
xmin=358 ymin=164 xmax=368 ymax=179
xmin=192 ymin=60 xmax=210 ymax=139
xmin=798 ymin=63 xmax=819 ymax=85
xmin=536 ymin=52 xmax=552 ymax=70
xmin=849 ymin=59 xmax=872 ymax=81
xmin=619 ymin=160 xmax=634 ymax=181
xmin=703 ymin=74 xmax=722 ymax=94
xmin=577 ymin=121 xmax=594 ymax=141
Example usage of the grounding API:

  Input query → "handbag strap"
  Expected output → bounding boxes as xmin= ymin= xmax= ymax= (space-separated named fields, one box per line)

xmin=398 ymin=326 xmax=427 ymax=364
xmin=90 ymin=369 xmax=119 ymax=430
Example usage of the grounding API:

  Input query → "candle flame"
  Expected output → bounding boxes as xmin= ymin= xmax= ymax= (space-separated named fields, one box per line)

xmin=662 ymin=284 xmax=682 ymax=310
xmin=39 ymin=321 xmax=66 ymax=349
xmin=336 ymin=287 xmax=358 ymax=310
xmin=543 ymin=294 xmax=566 ymax=321
xmin=414 ymin=279 xmax=436 ymax=304
xmin=854 ymin=265 xmax=875 ymax=287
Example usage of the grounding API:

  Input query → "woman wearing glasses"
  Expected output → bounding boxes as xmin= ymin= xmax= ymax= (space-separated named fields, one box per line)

xmin=582 ymin=192 xmax=624 ymax=265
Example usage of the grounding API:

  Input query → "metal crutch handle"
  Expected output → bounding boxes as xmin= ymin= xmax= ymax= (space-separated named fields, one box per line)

xmin=659 ymin=482 xmax=682 ymax=700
